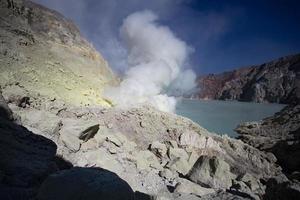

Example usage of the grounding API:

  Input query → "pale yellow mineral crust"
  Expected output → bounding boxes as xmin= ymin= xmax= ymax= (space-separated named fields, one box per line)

xmin=0 ymin=0 xmax=118 ymax=106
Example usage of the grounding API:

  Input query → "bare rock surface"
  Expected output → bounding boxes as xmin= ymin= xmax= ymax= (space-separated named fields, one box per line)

xmin=0 ymin=92 xmax=136 ymax=200
xmin=236 ymin=104 xmax=300 ymax=199
xmin=195 ymin=54 xmax=300 ymax=104
xmin=188 ymin=155 xmax=234 ymax=189
xmin=236 ymin=104 xmax=300 ymax=174
xmin=2 ymin=80 xmax=288 ymax=200
xmin=3 ymin=90 xmax=283 ymax=199
xmin=0 ymin=0 xmax=117 ymax=106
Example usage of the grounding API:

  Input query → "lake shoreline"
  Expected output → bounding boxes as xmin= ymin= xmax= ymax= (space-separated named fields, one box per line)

xmin=176 ymin=99 xmax=285 ymax=137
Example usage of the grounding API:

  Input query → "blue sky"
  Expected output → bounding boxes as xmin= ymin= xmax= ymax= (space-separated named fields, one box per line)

xmin=35 ymin=0 xmax=300 ymax=75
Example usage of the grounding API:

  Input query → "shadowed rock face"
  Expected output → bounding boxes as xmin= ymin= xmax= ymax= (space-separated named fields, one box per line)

xmin=195 ymin=54 xmax=300 ymax=104
xmin=37 ymin=167 xmax=135 ymax=200
xmin=0 ymin=110 xmax=58 ymax=199
xmin=263 ymin=175 xmax=300 ymax=200
xmin=0 ymin=92 xmax=13 ymax=120
xmin=0 ymin=0 xmax=117 ymax=106
xmin=0 ymin=92 xmax=136 ymax=200
xmin=0 ymin=118 xmax=57 ymax=185
xmin=236 ymin=104 xmax=300 ymax=174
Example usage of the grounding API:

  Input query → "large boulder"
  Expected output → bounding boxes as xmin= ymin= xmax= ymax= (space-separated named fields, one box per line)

xmin=167 ymin=147 xmax=191 ymax=175
xmin=37 ymin=167 xmax=134 ymax=200
xmin=179 ymin=130 xmax=223 ymax=152
xmin=134 ymin=150 xmax=162 ymax=171
xmin=174 ymin=178 xmax=215 ymax=197
xmin=188 ymin=155 xmax=234 ymax=189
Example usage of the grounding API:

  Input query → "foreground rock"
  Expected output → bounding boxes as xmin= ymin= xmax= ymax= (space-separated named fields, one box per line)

xmin=2 ymin=89 xmax=283 ymax=199
xmin=38 ymin=167 xmax=134 ymax=200
xmin=264 ymin=175 xmax=300 ymax=200
xmin=0 ymin=102 xmax=57 ymax=199
xmin=195 ymin=54 xmax=300 ymax=104
xmin=188 ymin=156 xmax=234 ymax=189
xmin=0 ymin=92 xmax=136 ymax=200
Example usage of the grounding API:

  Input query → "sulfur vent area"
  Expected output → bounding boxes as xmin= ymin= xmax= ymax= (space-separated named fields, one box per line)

xmin=0 ymin=0 xmax=117 ymax=106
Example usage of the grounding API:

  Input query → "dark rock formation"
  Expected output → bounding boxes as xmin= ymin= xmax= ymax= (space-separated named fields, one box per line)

xmin=0 ymin=119 xmax=57 ymax=189
xmin=195 ymin=54 xmax=300 ymax=104
xmin=236 ymin=104 xmax=300 ymax=200
xmin=0 ymin=94 xmax=58 ymax=199
xmin=0 ymin=92 xmax=13 ymax=120
xmin=0 ymin=91 xmax=135 ymax=200
xmin=236 ymin=104 xmax=300 ymax=174
xmin=264 ymin=175 xmax=300 ymax=200
xmin=37 ymin=167 xmax=135 ymax=200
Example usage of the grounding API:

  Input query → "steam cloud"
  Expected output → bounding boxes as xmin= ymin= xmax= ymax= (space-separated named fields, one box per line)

xmin=104 ymin=10 xmax=196 ymax=112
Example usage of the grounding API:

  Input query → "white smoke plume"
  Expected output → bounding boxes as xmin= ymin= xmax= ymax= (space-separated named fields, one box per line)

xmin=104 ymin=10 xmax=196 ymax=112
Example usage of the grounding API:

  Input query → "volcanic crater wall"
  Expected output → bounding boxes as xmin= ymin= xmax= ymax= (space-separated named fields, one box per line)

xmin=0 ymin=0 xmax=117 ymax=106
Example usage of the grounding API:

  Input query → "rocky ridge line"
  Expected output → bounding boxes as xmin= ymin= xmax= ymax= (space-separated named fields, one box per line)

xmin=195 ymin=54 xmax=300 ymax=104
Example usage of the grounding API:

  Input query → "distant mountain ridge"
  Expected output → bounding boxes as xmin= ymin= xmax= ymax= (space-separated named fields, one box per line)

xmin=195 ymin=54 xmax=300 ymax=104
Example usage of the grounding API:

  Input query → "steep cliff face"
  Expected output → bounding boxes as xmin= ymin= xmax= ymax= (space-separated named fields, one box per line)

xmin=196 ymin=67 xmax=252 ymax=100
xmin=196 ymin=54 xmax=300 ymax=104
xmin=0 ymin=0 xmax=117 ymax=106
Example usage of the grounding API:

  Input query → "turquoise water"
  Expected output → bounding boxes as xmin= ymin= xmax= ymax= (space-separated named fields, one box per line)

xmin=176 ymin=99 xmax=285 ymax=137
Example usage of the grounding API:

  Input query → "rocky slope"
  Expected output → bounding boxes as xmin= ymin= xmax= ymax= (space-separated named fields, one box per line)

xmin=236 ymin=104 xmax=300 ymax=175
xmin=195 ymin=54 xmax=300 ymax=104
xmin=235 ymin=104 xmax=300 ymax=199
xmin=195 ymin=67 xmax=252 ymax=100
xmin=0 ymin=0 xmax=117 ymax=106
xmin=1 ymin=89 xmax=285 ymax=200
